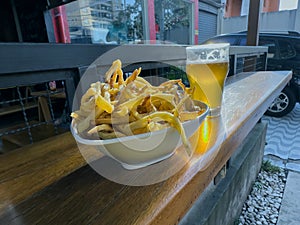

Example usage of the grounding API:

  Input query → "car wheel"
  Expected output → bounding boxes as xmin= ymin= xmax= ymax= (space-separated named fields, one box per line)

xmin=265 ymin=87 xmax=296 ymax=117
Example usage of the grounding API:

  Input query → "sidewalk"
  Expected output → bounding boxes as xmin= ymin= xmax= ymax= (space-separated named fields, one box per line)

xmin=277 ymin=171 xmax=300 ymax=225
xmin=261 ymin=103 xmax=300 ymax=225
xmin=262 ymin=103 xmax=300 ymax=172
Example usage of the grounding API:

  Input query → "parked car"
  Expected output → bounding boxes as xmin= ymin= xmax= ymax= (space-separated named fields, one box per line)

xmin=203 ymin=31 xmax=300 ymax=117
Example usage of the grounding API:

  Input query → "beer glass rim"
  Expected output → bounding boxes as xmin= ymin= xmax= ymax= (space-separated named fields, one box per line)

xmin=186 ymin=43 xmax=230 ymax=50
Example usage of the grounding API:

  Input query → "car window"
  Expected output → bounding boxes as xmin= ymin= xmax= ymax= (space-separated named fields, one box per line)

xmin=278 ymin=40 xmax=296 ymax=59
xmin=204 ymin=35 xmax=238 ymax=45
xmin=259 ymin=38 xmax=277 ymax=58
xmin=290 ymin=39 xmax=300 ymax=59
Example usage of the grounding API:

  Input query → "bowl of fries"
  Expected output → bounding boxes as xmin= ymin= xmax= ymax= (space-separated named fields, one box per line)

xmin=71 ymin=60 xmax=209 ymax=170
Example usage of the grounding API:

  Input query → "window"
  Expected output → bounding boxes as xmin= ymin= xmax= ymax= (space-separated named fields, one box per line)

xmin=291 ymin=39 xmax=300 ymax=59
xmin=49 ymin=0 xmax=145 ymax=44
xmin=154 ymin=0 xmax=193 ymax=44
xmin=206 ymin=35 xmax=239 ymax=45
xmin=278 ymin=40 xmax=296 ymax=59
xmin=259 ymin=38 xmax=277 ymax=58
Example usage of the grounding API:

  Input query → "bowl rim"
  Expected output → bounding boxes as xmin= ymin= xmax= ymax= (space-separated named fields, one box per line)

xmin=71 ymin=100 xmax=209 ymax=146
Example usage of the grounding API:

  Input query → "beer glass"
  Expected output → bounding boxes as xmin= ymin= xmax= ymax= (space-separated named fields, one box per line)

xmin=186 ymin=43 xmax=229 ymax=117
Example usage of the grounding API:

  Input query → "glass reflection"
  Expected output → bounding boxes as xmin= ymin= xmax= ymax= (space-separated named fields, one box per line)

xmin=63 ymin=0 xmax=144 ymax=44
xmin=188 ymin=116 xmax=226 ymax=171
xmin=154 ymin=0 xmax=193 ymax=44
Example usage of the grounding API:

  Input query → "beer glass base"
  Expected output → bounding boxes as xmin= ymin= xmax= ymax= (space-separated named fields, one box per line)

xmin=208 ymin=107 xmax=221 ymax=117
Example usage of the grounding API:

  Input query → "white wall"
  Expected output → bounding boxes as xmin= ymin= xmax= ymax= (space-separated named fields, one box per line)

xmin=241 ymin=0 xmax=250 ymax=16
xmin=221 ymin=3 xmax=300 ymax=34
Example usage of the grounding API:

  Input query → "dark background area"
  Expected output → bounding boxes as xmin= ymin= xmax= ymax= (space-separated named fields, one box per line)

xmin=0 ymin=0 xmax=76 ymax=43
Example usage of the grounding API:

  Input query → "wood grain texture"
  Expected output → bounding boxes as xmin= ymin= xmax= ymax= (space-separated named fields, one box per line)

xmin=0 ymin=132 xmax=86 ymax=213
xmin=0 ymin=71 xmax=292 ymax=225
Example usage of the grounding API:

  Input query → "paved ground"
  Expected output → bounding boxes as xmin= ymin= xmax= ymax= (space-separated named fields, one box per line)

xmin=262 ymin=103 xmax=300 ymax=172
xmin=262 ymin=103 xmax=300 ymax=225
xmin=277 ymin=171 xmax=300 ymax=225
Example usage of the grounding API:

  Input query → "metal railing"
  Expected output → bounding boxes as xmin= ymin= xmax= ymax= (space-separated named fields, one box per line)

xmin=229 ymin=46 xmax=268 ymax=75
xmin=0 ymin=82 xmax=69 ymax=152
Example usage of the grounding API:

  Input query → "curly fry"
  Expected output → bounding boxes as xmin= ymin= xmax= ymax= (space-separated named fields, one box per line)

xmin=105 ymin=59 xmax=122 ymax=83
xmin=128 ymin=111 xmax=191 ymax=155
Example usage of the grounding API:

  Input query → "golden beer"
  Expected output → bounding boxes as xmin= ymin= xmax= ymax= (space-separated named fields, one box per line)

xmin=186 ymin=43 xmax=229 ymax=116
xmin=186 ymin=62 xmax=229 ymax=109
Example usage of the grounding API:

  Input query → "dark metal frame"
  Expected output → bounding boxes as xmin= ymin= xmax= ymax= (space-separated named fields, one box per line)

xmin=0 ymin=43 xmax=118 ymax=110
xmin=0 ymin=44 xmax=268 ymax=110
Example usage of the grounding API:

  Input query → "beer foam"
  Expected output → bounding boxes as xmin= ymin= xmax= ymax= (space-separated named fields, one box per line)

xmin=186 ymin=43 xmax=229 ymax=64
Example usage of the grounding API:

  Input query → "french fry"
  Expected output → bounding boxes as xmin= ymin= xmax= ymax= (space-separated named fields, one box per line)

xmin=105 ymin=59 xmax=122 ymax=83
xmin=125 ymin=67 xmax=141 ymax=84
xmin=87 ymin=124 xmax=113 ymax=135
xmin=128 ymin=111 xmax=191 ymax=155
xmin=77 ymin=114 xmax=94 ymax=133
xmin=95 ymin=94 xmax=114 ymax=113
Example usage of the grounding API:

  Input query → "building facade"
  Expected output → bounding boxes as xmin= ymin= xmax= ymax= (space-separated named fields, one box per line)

xmin=49 ymin=0 xmax=222 ymax=45
xmin=224 ymin=0 xmax=280 ymax=18
xmin=222 ymin=0 xmax=300 ymax=34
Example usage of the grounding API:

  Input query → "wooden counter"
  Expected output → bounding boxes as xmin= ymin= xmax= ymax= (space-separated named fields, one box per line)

xmin=0 ymin=71 xmax=292 ymax=225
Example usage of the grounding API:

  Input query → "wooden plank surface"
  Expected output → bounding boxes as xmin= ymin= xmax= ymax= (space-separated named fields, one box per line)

xmin=0 ymin=102 xmax=38 ymax=116
xmin=0 ymin=132 xmax=86 ymax=212
xmin=0 ymin=71 xmax=292 ymax=225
